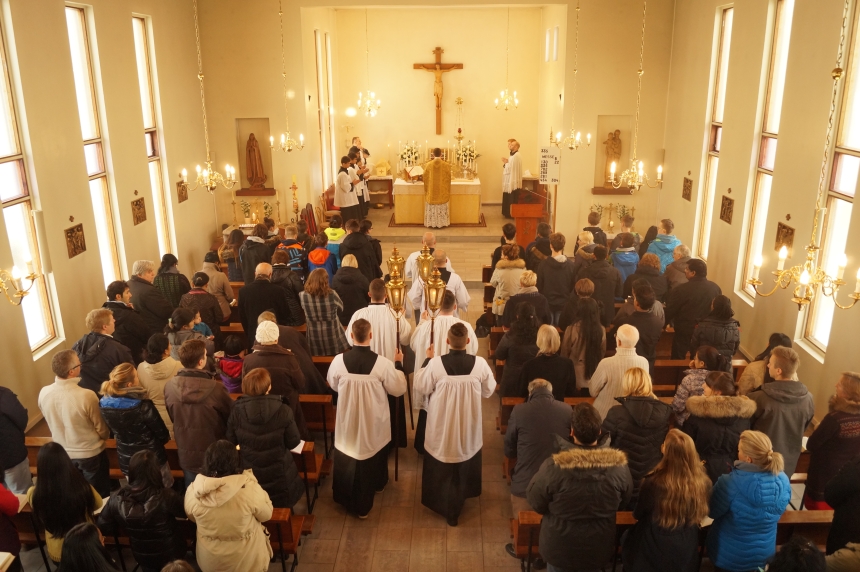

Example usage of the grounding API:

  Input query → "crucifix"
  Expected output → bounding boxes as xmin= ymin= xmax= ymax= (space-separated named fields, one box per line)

xmin=414 ymin=47 xmax=463 ymax=134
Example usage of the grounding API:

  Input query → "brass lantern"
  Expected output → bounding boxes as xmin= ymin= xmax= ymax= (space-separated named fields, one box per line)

xmin=425 ymin=268 xmax=447 ymax=313
xmin=387 ymin=246 xmax=406 ymax=281
xmin=416 ymin=244 xmax=435 ymax=283
xmin=385 ymin=267 xmax=406 ymax=315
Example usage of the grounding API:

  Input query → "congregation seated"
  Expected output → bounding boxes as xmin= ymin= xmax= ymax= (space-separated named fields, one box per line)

xmin=333 ymin=253 xmax=370 ymax=325
xmin=490 ymin=244 xmax=526 ymax=324
xmin=496 ymin=303 xmax=540 ymax=397
xmin=270 ymin=248 xmax=306 ymax=325
xmin=518 ymin=325 xmax=576 ymax=400
xmin=308 ymin=231 xmax=338 ymax=283
xmin=491 ymin=222 xmax=520 ymax=269
xmin=672 ymin=345 xmax=732 ymax=426
xmin=737 ymin=332 xmax=793 ymax=395
xmin=536 ymin=232 xmax=578 ymax=326
xmin=238 ymin=224 xmax=271 ymax=285
xmin=689 ymin=294 xmax=740 ymax=360
xmin=179 ymin=272 xmax=224 ymax=342
xmin=622 ymin=252 xmax=668 ymax=301
xmin=501 ymin=270 xmax=552 ymax=327
xmin=137 ymin=334 xmax=182 ymax=438
xmin=611 ymin=280 xmax=663 ymax=373
xmin=72 ymin=307 xmax=134 ymax=393
xmin=665 ymin=258 xmax=722 ymax=359
xmin=238 ymin=262 xmax=296 ymax=349
xmin=103 ymin=279 xmax=150 ymax=364
xmin=152 ymin=253 xmax=192 ymax=309
xmin=300 ymin=268 xmax=350 ymax=356
xmin=218 ymin=228 xmax=245 ymax=283
xmin=200 ymin=251 xmax=234 ymax=322
xmin=589 ymin=324 xmax=649 ymax=419
xmin=561 ymin=297 xmax=607 ymax=394
xmin=645 ymin=218 xmax=682 ymax=272
xmin=609 ymin=231 xmax=639 ymax=284
xmin=164 ymin=307 xmax=213 ymax=362
xmin=664 ymin=243 xmax=692 ymax=292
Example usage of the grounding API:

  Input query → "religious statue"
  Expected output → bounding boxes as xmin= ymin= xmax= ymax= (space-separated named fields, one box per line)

xmin=432 ymin=65 xmax=452 ymax=112
xmin=246 ymin=133 xmax=268 ymax=190
xmin=603 ymin=129 xmax=622 ymax=186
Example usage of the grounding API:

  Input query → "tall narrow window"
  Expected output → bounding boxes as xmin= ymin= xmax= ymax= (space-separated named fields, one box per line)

xmin=0 ymin=21 xmax=56 ymax=349
xmin=313 ymin=30 xmax=330 ymax=189
xmin=741 ymin=0 xmax=795 ymax=297
xmin=697 ymin=7 xmax=734 ymax=260
xmin=132 ymin=16 xmax=172 ymax=256
xmin=66 ymin=5 xmax=119 ymax=286
xmin=325 ymin=32 xmax=337 ymax=188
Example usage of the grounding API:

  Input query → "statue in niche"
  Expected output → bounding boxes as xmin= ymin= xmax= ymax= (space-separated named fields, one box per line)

xmin=246 ymin=133 xmax=268 ymax=190
xmin=603 ymin=129 xmax=622 ymax=186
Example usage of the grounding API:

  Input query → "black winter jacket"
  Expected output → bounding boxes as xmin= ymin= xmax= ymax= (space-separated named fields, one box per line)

xmin=270 ymin=264 xmax=306 ymax=325
xmin=0 ymin=386 xmax=28 ymax=471
xmin=602 ymin=396 xmax=672 ymax=505
xmin=577 ymin=261 xmax=623 ymax=327
xmin=227 ymin=394 xmax=305 ymax=508
xmin=681 ymin=395 xmax=756 ymax=482
xmin=689 ymin=316 xmax=741 ymax=359
xmin=239 ymin=238 xmax=272 ymax=284
xmin=536 ymin=256 xmax=578 ymax=311
xmin=98 ymin=486 xmax=186 ymax=570
xmin=72 ymin=332 xmax=134 ymax=393
xmin=102 ymin=301 xmax=150 ymax=364
xmin=238 ymin=278 xmax=294 ymax=348
xmin=339 ymin=232 xmax=381 ymax=282
xmin=527 ymin=435 xmax=633 ymax=569
xmin=516 ymin=354 xmax=577 ymax=400
xmin=525 ymin=237 xmax=552 ymax=271
xmin=99 ymin=393 xmax=170 ymax=472
xmin=622 ymin=266 xmax=669 ymax=301
xmin=179 ymin=289 xmax=224 ymax=339
xmin=825 ymin=453 xmax=860 ymax=554
xmin=128 ymin=275 xmax=173 ymax=336
xmin=665 ymin=276 xmax=722 ymax=336
xmin=332 ymin=266 xmax=370 ymax=325
xmin=495 ymin=332 xmax=539 ymax=397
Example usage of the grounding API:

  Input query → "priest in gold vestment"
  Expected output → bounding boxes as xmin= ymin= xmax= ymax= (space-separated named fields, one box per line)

xmin=423 ymin=148 xmax=451 ymax=228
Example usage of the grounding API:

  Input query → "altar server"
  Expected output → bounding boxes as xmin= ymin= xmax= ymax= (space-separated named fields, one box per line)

xmin=335 ymin=156 xmax=361 ymax=222
xmin=414 ymin=322 xmax=496 ymax=526
xmin=327 ymin=319 xmax=407 ymax=518
xmin=501 ymin=139 xmax=523 ymax=219
xmin=407 ymin=250 xmax=469 ymax=318
xmin=348 ymin=150 xmax=370 ymax=219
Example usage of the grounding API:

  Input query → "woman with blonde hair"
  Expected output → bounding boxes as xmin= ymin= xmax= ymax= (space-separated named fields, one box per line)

xmin=99 ymin=363 xmax=172 ymax=486
xmin=300 ymin=268 xmax=350 ymax=356
xmin=603 ymin=367 xmax=673 ymax=508
xmin=707 ymin=430 xmax=791 ymax=571
xmin=622 ymin=429 xmax=712 ymax=571
xmin=623 ymin=252 xmax=668 ymax=301
xmin=518 ymin=325 xmax=576 ymax=400
xmin=501 ymin=270 xmax=552 ymax=326
xmin=490 ymin=243 xmax=526 ymax=324
xmin=571 ymin=230 xmax=596 ymax=278
xmin=332 ymin=253 xmax=370 ymax=326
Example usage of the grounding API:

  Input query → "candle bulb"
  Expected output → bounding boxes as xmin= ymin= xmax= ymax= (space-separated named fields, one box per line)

xmin=24 ymin=253 xmax=33 ymax=276
xmin=777 ymin=246 xmax=788 ymax=271
xmin=292 ymin=174 xmax=297 ymax=184
xmin=855 ymin=267 xmax=860 ymax=294
xmin=587 ymin=133 xmax=592 ymax=144
xmin=299 ymin=134 xmax=304 ymax=143
xmin=799 ymin=269 xmax=811 ymax=299
xmin=181 ymin=168 xmax=188 ymax=183
xmin=837 ymin=253 xmax=847 ymax=281
xmin=752 ymin=253 xmax=763 ymax=281
xmin=10 ymin=265 xmax=21 ymax=291
xmin=657 ymin=165 xmax=663 ymax=182
xmin=270 ymin=135 xmax=274 ymax=147
xmin=610 ymin=162 xmax=616 ymax=175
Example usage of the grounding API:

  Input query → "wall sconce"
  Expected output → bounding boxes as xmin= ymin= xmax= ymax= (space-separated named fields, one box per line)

xmin=1 ymin=258 xmax=37 ymax=306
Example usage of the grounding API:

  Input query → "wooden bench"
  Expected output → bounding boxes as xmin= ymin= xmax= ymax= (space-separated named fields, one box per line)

xmin=299 ymin=393 xmax=336 ymax=458
xmin=482 ymin=264 xmax=493 ymax=283
xmin=652 ymin=358 xmax=749 ymax=388
xmin=312 ymin=355 xmax=334 ymax=378
xmin=484 ymin=282 xmax=495 ymax=311
xmin=266 ymin=508 xmax=316 ymax=572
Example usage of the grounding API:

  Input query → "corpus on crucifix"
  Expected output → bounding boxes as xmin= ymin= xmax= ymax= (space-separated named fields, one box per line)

xmin=414 ymin=47 xmax=463 ymax=134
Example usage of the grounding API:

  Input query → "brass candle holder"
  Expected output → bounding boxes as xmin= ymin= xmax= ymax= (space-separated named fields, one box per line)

xmin=425 ymin=267 xmax=447 ymax=346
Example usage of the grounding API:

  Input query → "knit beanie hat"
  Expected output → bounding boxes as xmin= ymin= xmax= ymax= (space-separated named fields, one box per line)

xmin=256 ymin=321 xmax=280 ymax=345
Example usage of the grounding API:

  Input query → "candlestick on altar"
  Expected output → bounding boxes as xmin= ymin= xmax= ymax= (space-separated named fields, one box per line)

xmin=290 ymin=182 xmax=299 ymax=222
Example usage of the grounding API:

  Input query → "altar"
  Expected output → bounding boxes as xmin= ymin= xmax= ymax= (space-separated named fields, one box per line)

xmin=393 ymin=178 xmax=482 ymax=225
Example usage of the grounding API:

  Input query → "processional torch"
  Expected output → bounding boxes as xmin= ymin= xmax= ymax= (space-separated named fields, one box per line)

xmin=416 ymin=244 xmax=435 ymax=316
xmin=385 ymin=248 xmax=408 ymax=478
xmin=425 ymin=268 xmax=447 ymax=347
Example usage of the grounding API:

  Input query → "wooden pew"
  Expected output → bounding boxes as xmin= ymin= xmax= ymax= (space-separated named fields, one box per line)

xmin=299 ymin=394 xmax=336 ymax=458
xmin=312 ymin=355 xmax=334 ymax=378
xmin=509 ymin=510 xmax=542 ymax=572
xmin=266 ymin=508 xmax=316 ymax=572
xmin=484 ymin=282 xmax=495 ymax=311
xmin=482 ymin=265 xmax=493 ymax=283
xmin=651 ymin=358 xmax=748 ymax=388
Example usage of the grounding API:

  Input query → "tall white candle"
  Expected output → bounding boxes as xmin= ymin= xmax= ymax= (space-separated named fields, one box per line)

xmin=855 ymin=267 xmax=860 ymax=294
xmin=777 ymin=246 xmax=788 ymax=271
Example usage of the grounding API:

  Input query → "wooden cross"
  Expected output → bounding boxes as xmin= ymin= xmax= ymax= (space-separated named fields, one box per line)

xmin=414 ymin=47 xmax=464 ymax=134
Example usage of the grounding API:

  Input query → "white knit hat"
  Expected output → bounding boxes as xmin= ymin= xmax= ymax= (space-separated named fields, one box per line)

xmin=256 ymin=321 xmax=280 ymax=345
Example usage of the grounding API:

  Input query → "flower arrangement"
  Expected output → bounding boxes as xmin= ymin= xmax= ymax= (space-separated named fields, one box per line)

xmin=240 ymin=200 xmax=251 ymax=218
xmin=616 ymin=204 xmax=633 ymax=221
xmin=263 ymin=202 xmax=273 ymax=219
xmin=455 ymin=143 xmax=480 ymax=164
xmin=589 ymin=204 xmax=604 ymax=221
xmin=399 ymin=144 xmax=420 ymax=164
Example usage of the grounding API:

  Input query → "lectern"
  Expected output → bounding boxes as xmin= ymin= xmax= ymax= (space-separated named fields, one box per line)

xmin=511 ymin=203 xmax=547 ymax=251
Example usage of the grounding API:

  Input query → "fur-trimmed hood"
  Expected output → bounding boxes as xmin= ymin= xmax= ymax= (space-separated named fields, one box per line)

xmin=686 ymin=395 xmax=757 ymax=419
xmin=495 ymin=258 xmax=526 ymax=270
xmin=553 ymin=446 xmax=628 ymax=470
xmin=830 ymin=394 xmax=860 ymax=415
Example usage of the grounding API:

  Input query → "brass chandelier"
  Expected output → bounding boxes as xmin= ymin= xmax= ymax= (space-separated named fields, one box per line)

xmin=358 ymin=10 xmax=381 ymax=117
xmin=748 ymin=0 xmax=860 ymax=310
xmin=561 ymin=0 xmax=591 ymax=151
xmin=270 ymin=0 xmax=303 ymax=153
xmin=495 ymin=8 xmax=519 ymax=111
xmin=0 ymin=260 xmax=37 ymax=306
xmin=179 ymin=0 xmax=237 ymax=194
xmin=608 ymin=0 xmax=662 ymax=192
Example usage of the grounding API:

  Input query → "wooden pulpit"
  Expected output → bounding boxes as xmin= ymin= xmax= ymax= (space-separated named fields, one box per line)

xmin=511 ymin=203 xmax=547 ymax=250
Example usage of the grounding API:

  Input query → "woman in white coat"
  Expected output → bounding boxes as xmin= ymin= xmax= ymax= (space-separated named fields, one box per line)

xmin=185 ymin=440 xmax=273 ymax=572
xmin=490 ymin=244 xmax=526 ymax=326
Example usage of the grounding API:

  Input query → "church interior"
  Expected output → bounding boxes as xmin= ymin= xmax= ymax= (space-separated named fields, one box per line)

xmin=2 ymin=0 xmax=860 ymax=570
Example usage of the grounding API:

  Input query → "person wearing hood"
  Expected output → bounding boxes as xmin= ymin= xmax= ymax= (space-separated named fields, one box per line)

xmin=270 ymin=249 xmax=305 ymax=325
xmin=706 ymin=430 xmax=791 ymax=572
xmin=570 ymin=230 xmax=597 ymax=278
xmin=527 ymin=402 xmax=632 ymax=572
xmin=645 ymin=218 xmax=682 ymax=272
xmin=609 ymin=232 xmax=639 ymax=285
xmin=622 ymin=253 xmax=668 ymax=301
xmin=490 ymin=244 xmax=526 ymax=321
xmin=98 ymin=450 xmax=187 ymax=572
xmin=689 ymin=294 xmax=740 ymax=360
xmin=200 ymin=251 xmax=234 ymax=322
xmin=333 ymin=254 xmax=370 ymax=326
xmin=672 ymin=346 xmax=732 ymax=426
xmin=238 ymin=262 xmax=295 ymax=348
xmin=737 ymin=332 xmax=793 ymax=395
xmin=577 ymin=245 xmax=622 ymax=327
xmin=99 ymin=363 xmax=172 ymax=486
xmin=536 ymin=232 xmax=579 ymax=326
xmin=339 ymin=218 xmax=381 ymax=282
xmin=308 ymin=231 xmax=339 ymax=284
xmin=804 ymin=372 xmax=860 ymax=510
xmin=501 ymin=271 xmax=552 ymax=327
xmin=525 ymin=222 xmax=553 ymax=272
xmin=681 ymin=371 xmax=757 ymax=482
xmin=238 ymin=224 xmax=272 ymax=285
xmin=103 ymin=280 xmax=150 ymax=364
xmin=243 ymin=321 xmax=309 ymax=439
xmin=185 ymin=440 xmax=273 ymax=572
xmin=179 ymin=272 xmax=224 ymax=343
xmin=164 ymin=339 xmax=233 ymax=486
xmin=663 ymin=244 xmax=692 ymax=292
xmin=72 ymin=308 xmax=134 ymax=393
xmin=152 ymin=254 xmax=192 ymax=309
xmin=137 ymin=334 xmax=182 ymax=438
xmin=749 ymin=346 xmax=815 ymax=477
xmin=227 ymin=368 xmax=305 ymax=510
xmin=665 ymin=258 xmax=722 ymax=359
xmin=602 ymin=368 xmax=673 ymax=508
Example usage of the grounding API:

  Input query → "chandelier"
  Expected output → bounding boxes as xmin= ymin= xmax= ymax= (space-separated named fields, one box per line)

xmin=0 ymin=259 xmax=37 ymax=306
xmin=179 ymin=0 xmax=237 ymax=194
xmin=561 ymin=0 xmax=591 ymax=150
xmin=358 ymin=10 xmax=381 ymax=117
xmin=608 ymin=0 xmax=662 ymax=193
xmin=748 ymin=0 xmax=860 ymax=310
xmin=495 ymin=9 xmax=519 ymax=111
xmin=270 ymin=0 xmax=303 ymax=153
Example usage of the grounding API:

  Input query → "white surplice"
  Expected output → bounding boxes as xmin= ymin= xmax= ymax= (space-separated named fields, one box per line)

xmin=413 ymin=356 xmax=496 ymax=463
xmin=404 ymin=250 xmax=453 ymax=283
xmin=327 ymin=353 xmax=406 ymax=460
xmin=345 ymin=303 xmax=412 ymax=362
xmin=410 ymin=315 xmax=479 ymax=409
xmin=407 ymin=271 xmax=470 ymax=318
xmin=502 ymin=151 xmax=523 ymax=194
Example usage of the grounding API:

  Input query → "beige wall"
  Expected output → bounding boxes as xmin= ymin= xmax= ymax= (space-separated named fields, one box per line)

xmin=662 ymin=0 xmax=858 ymax=417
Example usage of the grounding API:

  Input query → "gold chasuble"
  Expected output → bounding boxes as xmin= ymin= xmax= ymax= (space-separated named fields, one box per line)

xmin=423 ymin=158 xmax=451 ymax=205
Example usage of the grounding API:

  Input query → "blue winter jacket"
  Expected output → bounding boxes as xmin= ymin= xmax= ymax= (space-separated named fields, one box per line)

xmin=646 ymin=234 xmax=682 ymax=273
xmin=707 ymin=462 xmax=791 ymax=571
xmin=609 ymin=249 xmax=639 ymax=288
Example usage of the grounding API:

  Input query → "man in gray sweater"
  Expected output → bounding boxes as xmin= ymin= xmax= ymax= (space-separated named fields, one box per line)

xmin=749 ymin=346 xmax=815 ymax=476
